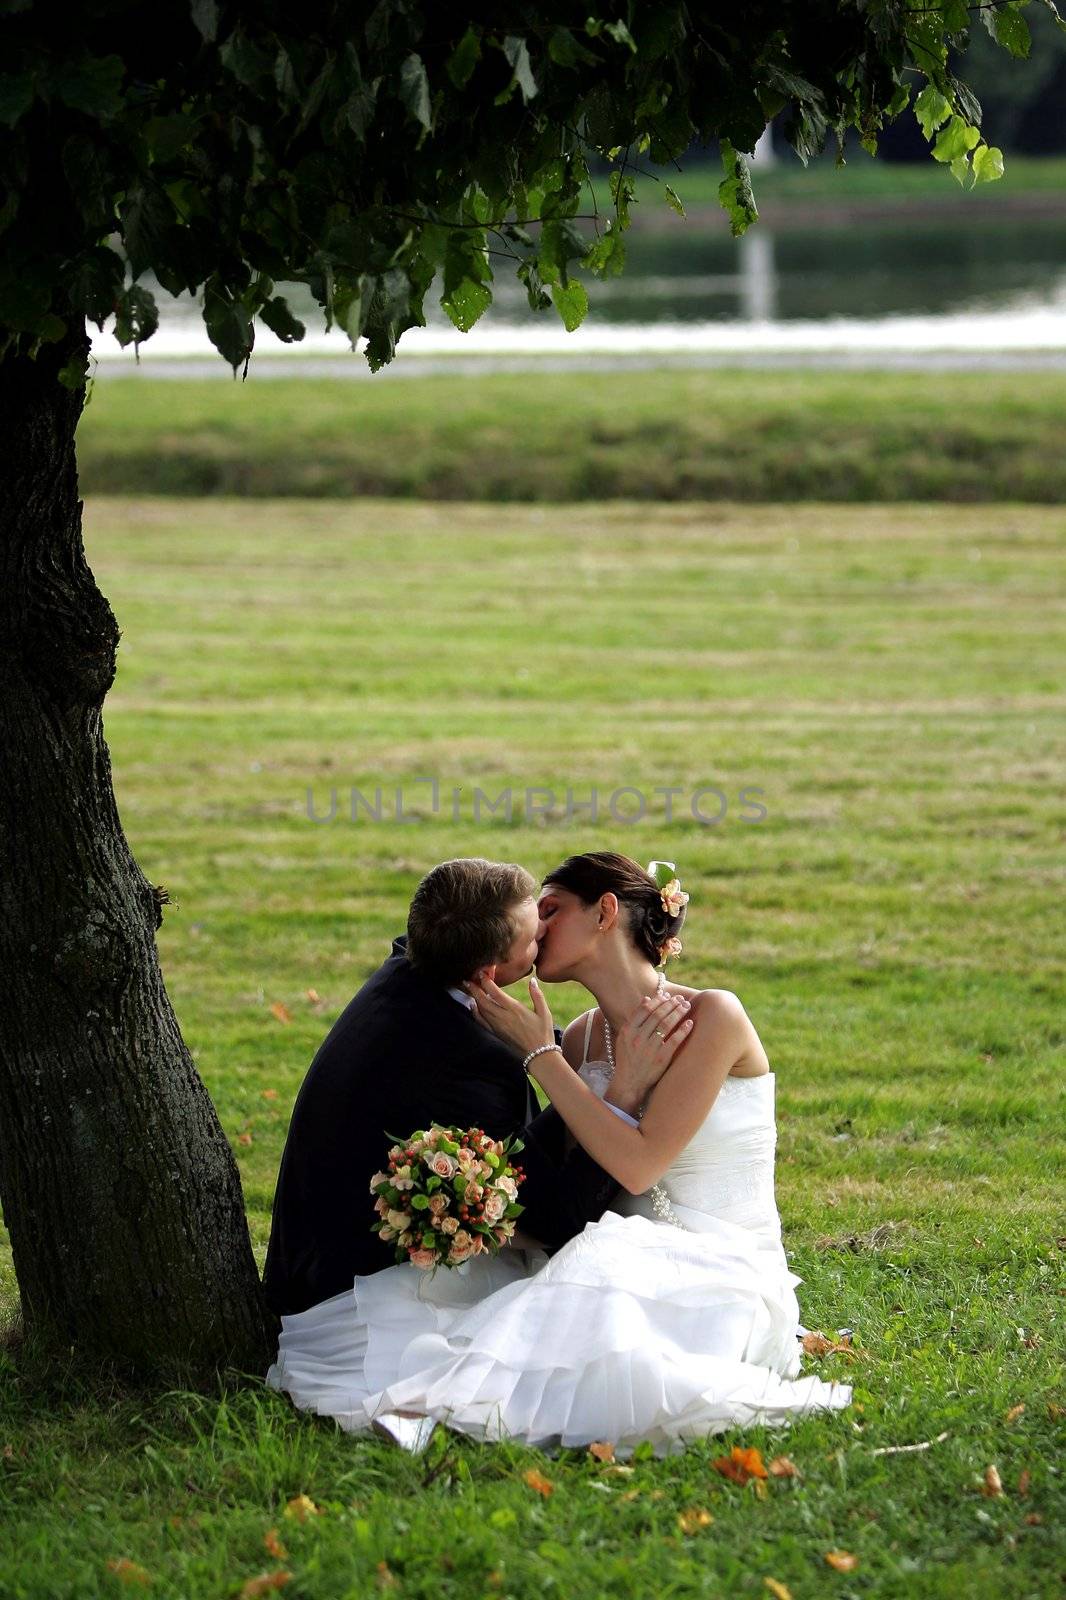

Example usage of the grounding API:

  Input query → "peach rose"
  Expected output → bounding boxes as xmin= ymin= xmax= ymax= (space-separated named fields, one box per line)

xmin=448 ymin=1234 xmax=475 ymax=1263
xmin=370 ymin=1170 xmax=389 ymax=1189
xmin=427 ymin=1151 xmax=457 ymax=1179
xmin=661 ymin=879 xmax=689 ymax=918
xmin=427 ymin=1194 xmax=448 ymax=1217
xmin=440 ymin=1216 xmax=459 ymax=1235
xmin=495 ymin=1175 xmax=518 ymax=1201
xmin=408 ymin=1247 xmax=436 ymax=1269
xmin=482 ymin=1191 xmax=507 ymax=1225
xmin=379 ymin=1224 xmax=396 ymax=1243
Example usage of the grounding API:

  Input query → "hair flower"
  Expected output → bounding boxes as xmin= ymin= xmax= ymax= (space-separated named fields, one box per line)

xmin=660 ymin=878 xmax=689 ymax=918
xmin=659 ymin=936 xmax=684 ymax=963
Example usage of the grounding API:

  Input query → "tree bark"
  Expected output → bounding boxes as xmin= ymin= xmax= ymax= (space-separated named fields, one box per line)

xmin=0 ymin=317 xmax=276 ymax=1378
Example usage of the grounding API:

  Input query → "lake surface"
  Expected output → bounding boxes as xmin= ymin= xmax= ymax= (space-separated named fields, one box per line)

xmin=92 ymin=211 xmax=1066 ymax=368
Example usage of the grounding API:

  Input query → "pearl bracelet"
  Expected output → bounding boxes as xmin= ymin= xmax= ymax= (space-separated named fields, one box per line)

xmin=521 ymin=1042 xmax=559 ymax=1073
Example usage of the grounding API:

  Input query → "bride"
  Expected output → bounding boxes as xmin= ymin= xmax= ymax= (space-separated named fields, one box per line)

xmin=267 ymin=852 xmax=851 ymax=1454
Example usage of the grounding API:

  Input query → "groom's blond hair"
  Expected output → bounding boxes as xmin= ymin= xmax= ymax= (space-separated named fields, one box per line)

xmin=406 ymin=858 xmax=537 ymax=986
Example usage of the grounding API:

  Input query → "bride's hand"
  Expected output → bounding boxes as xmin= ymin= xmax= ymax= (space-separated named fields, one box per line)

xmin=463 ymin=973 xmax=555 ymax=1058
xmin=607 ymin=993 xmax=694 ymax=1115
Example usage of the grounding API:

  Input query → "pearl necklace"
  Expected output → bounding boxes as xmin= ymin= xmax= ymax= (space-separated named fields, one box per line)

xmin=601 ymin=970 xmax=667 ymax=1080
xmin=601 ymin=971 xmax=684 ymax=1229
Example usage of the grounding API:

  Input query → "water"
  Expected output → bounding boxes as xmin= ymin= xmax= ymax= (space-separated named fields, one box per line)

xmin=91 ymin=213 xmax=1066 ymax=371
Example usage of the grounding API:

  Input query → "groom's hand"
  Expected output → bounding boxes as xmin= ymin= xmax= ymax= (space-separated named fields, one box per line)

xmin=606 ymin=994 xmax=693 ymax=1117
xmin=463 ymin=973 xmax=556 ymax=1058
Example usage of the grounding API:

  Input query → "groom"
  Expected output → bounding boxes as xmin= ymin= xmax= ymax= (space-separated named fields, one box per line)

xmin=263 ymin=857 xmax=652 ymax=1318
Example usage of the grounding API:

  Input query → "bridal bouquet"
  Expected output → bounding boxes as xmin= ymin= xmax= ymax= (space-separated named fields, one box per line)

xmin=370 ymin=1125 xmax=526 ymax=1270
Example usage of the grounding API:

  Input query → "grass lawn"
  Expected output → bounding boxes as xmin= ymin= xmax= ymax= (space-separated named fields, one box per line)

xmin=590 ymin=152 xmax=1066 ymax=212
xmin=1 ymin=496 xmax=1062 ymax=1597
xmin=78 ymin=368 xmax=1066 ymax=503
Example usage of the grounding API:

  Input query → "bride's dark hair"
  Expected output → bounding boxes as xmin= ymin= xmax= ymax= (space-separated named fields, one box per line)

xmin=541 ymin=851 xmax=687 ymax=967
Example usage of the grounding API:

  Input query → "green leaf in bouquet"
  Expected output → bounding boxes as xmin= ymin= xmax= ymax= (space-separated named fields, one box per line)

xmin=484 ymin=1151 xmax=500 ymax=1169
xmin=426 ymin=1176 xmax=442 ymax=1192
xmin=647 ymin=860 xmax=678 ymax=889
xmin=439 ymin=1137 xmax=460 ymax=1155
xmin=452 ymin=1176 xmax=468 ymax=1196
xmin=505 ymin=1203 xmax=524 ymax=1218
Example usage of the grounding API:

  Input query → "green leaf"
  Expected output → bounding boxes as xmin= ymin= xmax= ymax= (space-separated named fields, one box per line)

xmin=203 ymin=279 xmax=254 ymax=371
xmin=259 ymin=295 xmax=306 ymax=343
xmin=717 ymin=141 xmax=758 ymax=237
xmin=548 ymin=27 xmax=599 ymax=67
xmin=584 ymin=225 xmax=626 ymax=277
xmin=885 ymin=83 xmax=912 ymax=120
xmin=51 ymin=54 xmax=125 ymax=120
xmin=664 ymin=183 xmax=685 ymax=218
xmin=446 ymin=27 xmax=481 ymax=89
xmin=551 ymin=277 xmax=588 ymax=332
xmin=972 ymin=144 xmax=1005 ymax=184
xmin=993 ymin=6 xmax=1032 ymax=57
xmin=190 ymin=0 xmax=219 ymax=43
xmin=58 ymin=352 xmax=90 ymax=391
xmin=538 ymin=217 xmax=586 ymax=286
xmin=914 ymin=83 xmax=952 ymax=140
xmin=498 ymin=36 xmax=537 ymax=105
xmin=114 ymin=284 xmax=159 ymax=352
xmin=932 ymin=115 xmax=980 ymax=164
xmin=442 ymin=275 xmax=492 ymax=332
xmin=400 ymin=53 xmax=431 ymax=130
xmin=604 ymin=19 xmax=637 ymax=53
xmin=68 ymin=244 xmax=125 ymax=328
xmin=950 ymin=154 xmax=971 ymax=186
xmin=0 ymin=72 xmax=34 ymax=129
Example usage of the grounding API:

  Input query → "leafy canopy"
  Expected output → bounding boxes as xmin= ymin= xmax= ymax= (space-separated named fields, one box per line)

xmin=0 ymin=0 xmax=1059 ymax=383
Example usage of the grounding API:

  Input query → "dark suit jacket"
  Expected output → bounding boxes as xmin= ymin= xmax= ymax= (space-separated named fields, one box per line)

xmin=262 ymin=937 xmax=620 ymax=1316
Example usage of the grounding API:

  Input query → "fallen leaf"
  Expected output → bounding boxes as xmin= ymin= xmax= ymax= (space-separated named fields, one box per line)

xmin=376 ymin=1561 xmax=397 ymax=1590
xmin=269 ymin=1002 xmax=292 ymax=1024
xmin=523 ymin=1468 xmax=554 ymax=1497
xmin=1048 ymin=1402 xmax=1065 ymax=1421
xmin=603 ymin=1464 xmax=635 ymax=1477
xmin=753 ymin=1478 xmax=769 ymax=1501
xmin=261 ymin=1089 xmax=279 ymax=1102
xmin=106 ymin=1560 xmax=152 ymax=1587
xmin=824 ymin=1550 xmax=859 ymax=1572
xmin=1017 ymin=1469 xmax=1031 ymax=1497
xmin=237 ymin=1131 xmax=253 ymax=1146
xmin=1024 ymin=1512 xmax=1043 ymax=1526
xmin=677 ymin=1508 xmax=714 ymax=1535
xmin=283 ymin=1493 xmax=321 ymax=1522
xmin=239 ymin=1575 xmax=292 ymax=1599
xmin=764 ymin=1581 xmax=793 ymax=1600
xmin=1004 ymin=1404 xmax=1025 ymax=1424
xmin=802 ymin=1331 xmax=862 ymax=1360
xmin=1021 ymin=1335 xmax=1041 ymax=1350
xmin=712 ymin=1445 xmax=769 ymax=1483
xmin=768 ymin=1456 xmax=800 ymax=1478
xmin=263 ymin=1529 xmax=288 ymax=1560
xmin=1 ymin=1444 xmax=13 ymax=1459
xmin=982 ymin=1465 xmax=1004 ymax=1497
xmin=588 ymin=1441 xmax=615 ymax=1463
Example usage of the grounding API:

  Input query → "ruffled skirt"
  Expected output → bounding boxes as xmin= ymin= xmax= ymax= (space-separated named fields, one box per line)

xmin=266 ymin=1213 xmax=851 ymax=1455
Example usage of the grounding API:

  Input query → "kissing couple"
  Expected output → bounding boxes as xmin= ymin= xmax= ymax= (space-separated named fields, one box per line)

xmin=264 ymin=851 xmax=851 ymax=1454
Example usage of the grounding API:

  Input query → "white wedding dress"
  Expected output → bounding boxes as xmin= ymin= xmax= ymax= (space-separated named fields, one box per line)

xmin=266 ymin=1018 xmax=852 ymax=1454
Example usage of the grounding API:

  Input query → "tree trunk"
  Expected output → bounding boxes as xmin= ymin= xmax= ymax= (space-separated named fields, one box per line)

xmin=0 ymin=317 xmax=276 ymax=1378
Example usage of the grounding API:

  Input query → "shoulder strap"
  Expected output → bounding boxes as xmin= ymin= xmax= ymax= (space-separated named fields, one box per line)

xmin=581 ymin=1009 xmax=595 ymax=1065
